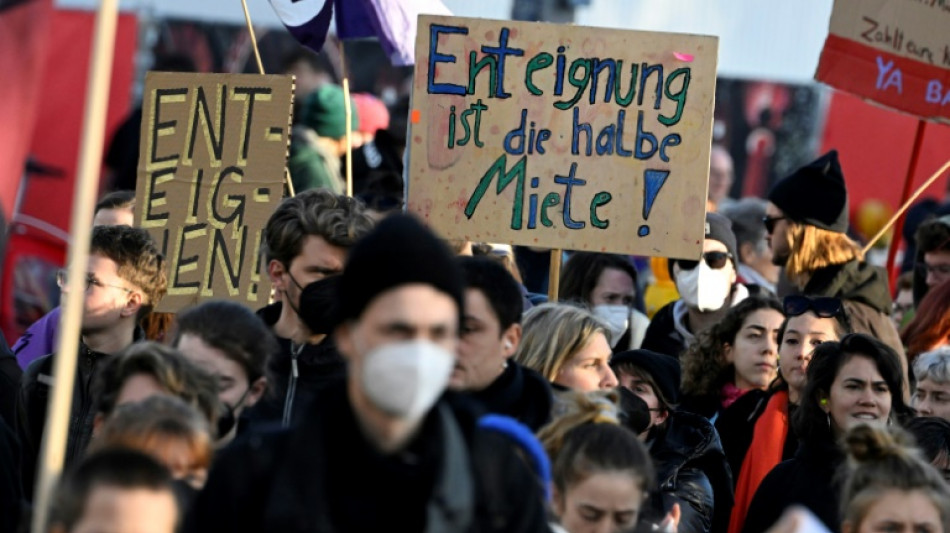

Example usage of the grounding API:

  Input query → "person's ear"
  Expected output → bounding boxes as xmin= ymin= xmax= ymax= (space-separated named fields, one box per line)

xmin=268 ymin=259 xmax=286 ymax=287
xmin=335 ymin=323 xmax=355 ymax=361
xmin=723 ymin=342 xmax=734 ymax=363
xmin=739 ymin=242 xmax=755 ymax=265
xmin=501 ymin=323 xmax=522 ymax=358
xmin=551 ymin=485 xmax=565 ymax=518
xmin=819 ymin=395 xmax=830 ymax=414
xmin=656 ymin=408 xmax=670 ymax=427
xmin=92 ymin=412 xmax=105 ymax=435
xmin=245 ymin=376 xmax=268 ymax=408
xmin=121 ymin=291 xmax=143 ymax=319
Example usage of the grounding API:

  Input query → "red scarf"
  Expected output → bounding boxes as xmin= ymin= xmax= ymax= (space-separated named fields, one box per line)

xmin=728 ymin=390 xmax=790 ymax=533
xmin=720 ymin=382 xmax=746 ymax=408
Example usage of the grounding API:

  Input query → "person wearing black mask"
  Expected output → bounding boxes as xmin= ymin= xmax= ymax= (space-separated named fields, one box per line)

xmin=173 ymin=301 xmax=279 ymax=442
xmin=453 ymin=256 xmax=553 ymax=431
xmin=612 ymin=349 xmax=734 ymax=533
xmin=250 ymin=189 xmax=374 ymax=427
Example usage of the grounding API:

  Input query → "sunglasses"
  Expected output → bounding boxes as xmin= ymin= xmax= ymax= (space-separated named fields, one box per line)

xmin=675 ymin=251 xmax=732 ymax=271
xmin=783 ymin=295 xmax=843 ymax=318
xmin=763 ymin=215 xmax=787 ymax=234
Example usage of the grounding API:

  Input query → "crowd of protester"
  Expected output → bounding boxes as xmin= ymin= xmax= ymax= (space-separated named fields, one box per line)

xmin=2 ymin=47 xmax=950 ymax=533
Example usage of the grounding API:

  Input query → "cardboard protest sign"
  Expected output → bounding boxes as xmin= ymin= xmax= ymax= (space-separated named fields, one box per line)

xmin=135 ymin=72 xmax=293 ymax=312
xmin=408 ymin=15 xmax=718 ymax=258
xmin=817 ymin=0 xmax=950 ymax=123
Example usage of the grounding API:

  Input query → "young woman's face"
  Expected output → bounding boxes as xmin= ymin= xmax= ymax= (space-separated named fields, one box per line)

xmin=725 ymin=309 xmax=783 ymax=390
xmin=849 ymin=489 xmax=943 ymax=533
xmin=555 ymin=472 xmax=644 ymax=533
xmin=824 ymin=355 xmax=892 ymax=434
xmin=555 ymin=332 xmax=619 ymax=393
xmin=779 ymin=312 xmax=841 ymax=401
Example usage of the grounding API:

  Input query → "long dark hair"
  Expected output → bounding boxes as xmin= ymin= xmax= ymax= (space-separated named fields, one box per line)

xmin=793 ymin=333 xmax=912 ymax=445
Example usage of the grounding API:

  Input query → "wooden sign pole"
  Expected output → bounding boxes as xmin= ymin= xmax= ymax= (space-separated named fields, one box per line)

xmin=31 ymin=0 xmax=118 ymax=530
xmin=547 ymin=249 xmax=562 ymax=302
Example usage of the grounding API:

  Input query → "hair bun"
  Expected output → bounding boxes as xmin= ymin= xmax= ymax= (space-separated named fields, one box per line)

xmin=844 ymin=424 xmax=911 ymax=463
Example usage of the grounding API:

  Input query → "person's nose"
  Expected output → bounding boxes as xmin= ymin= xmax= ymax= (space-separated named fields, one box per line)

xmin=602 ymin=366 xmax=619 ymax=389
xmin=917 ymin=398 xmax=933 ymax=416
xmin=764 ymin=336 xmax=778 ymax=356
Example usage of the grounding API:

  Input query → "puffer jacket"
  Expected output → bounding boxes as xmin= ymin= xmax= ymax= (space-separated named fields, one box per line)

xmin=641 ymin=411 xmax=734 ymax=533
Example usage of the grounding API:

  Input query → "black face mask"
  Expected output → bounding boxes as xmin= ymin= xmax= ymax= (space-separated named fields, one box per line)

xmin=298 ymin=276 xmax=341 ymax=335
xmin=216 ymin=387 xmax=251 ymax=439
xmin=617 ymin=387 xmax=652 ymax=435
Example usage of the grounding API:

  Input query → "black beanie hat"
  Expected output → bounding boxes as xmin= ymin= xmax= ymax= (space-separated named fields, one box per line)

xmin=338 ymin=214 xmax=464 ymax=324
xmin=611 ymin=349 xmax=681 ymax=406
xmin=667 ymin=212 xmax=738 ymax=278
xmin=768 ymin=150 xmax=849 ymax=233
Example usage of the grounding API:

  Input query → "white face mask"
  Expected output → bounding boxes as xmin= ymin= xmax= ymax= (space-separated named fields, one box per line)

xmin=592 ymin=304 xmax=630 ymax=347
xmin=361 ymin=340 xmax=455 ymax=420
xmin=675 ymin=261 xmax=733 ymax=312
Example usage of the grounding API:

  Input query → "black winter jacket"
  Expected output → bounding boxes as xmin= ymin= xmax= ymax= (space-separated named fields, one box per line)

xmin=243 ymin=302 xmax=346 ymax=429
xmin=16 ymin=329 xmax=143 ymax=499
xmin=642 ymin=411 xmax=734 ymax=533
xmin=185 ymin=379 xmax=550 ymax=533
xmin=741 ymin=438 xmax=844 ymax=533
xmin=469 ymin=361 xmax=553 ymax=432
xmin=0 ymin=331 xmax=21 ymax=428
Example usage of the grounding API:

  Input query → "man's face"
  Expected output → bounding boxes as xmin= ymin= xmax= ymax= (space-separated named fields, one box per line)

xmin=337 ymin=283 xmax=459 ymax=389
xmin=73 ymin=253 xmax=138 ymax=335
xmin=452 ymin=288 xmax=519 ymax=391
xmin=708 ymin=147 xmax=734 ymax=205
xmin=741 ymin=239 xmax=780 ymax=285
xmin=270 ymin=235 xmax=346 ymax=316
xmin=922 ymin=251 xmax=950 ymax=289
xmin=618 ymin=370 xmax=668 ymax=437
xmin=68 ymin=485 xmax=178 ymax=533
xmin=765 ymin=202 xmax=791 ymax=266
xmin=92 ymin=207 xmax=134 ymax=227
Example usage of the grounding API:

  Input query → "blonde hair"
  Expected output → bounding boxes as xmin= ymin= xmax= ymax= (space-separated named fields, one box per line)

xmin=514 ymin=303 xmax=608 ymax=382
xmin=538 ymin=390 xmax=653 ymax=496
xmin=784 ymin=223 xmax=863 ymax=287
xmin=841 ymin=424 xmax=950 ymax=531
xmin=90 ymin=395 xmax=213 ymax=487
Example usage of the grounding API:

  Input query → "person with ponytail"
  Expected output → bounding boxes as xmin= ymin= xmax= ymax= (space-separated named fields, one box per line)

xmin=839 ymin=424 xmax=950 ymax=533
xmin=539 ymin=390 xmax=678 ymax=533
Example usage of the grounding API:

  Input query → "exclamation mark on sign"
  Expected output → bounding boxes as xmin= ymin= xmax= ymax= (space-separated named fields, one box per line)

xmin=639 ymin=169 xmax=670 ymax=237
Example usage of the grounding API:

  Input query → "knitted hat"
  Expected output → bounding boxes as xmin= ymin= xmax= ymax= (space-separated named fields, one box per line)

xmin=667 ymin=212 xmax=738 ymax=278
xmin=768 ymin=150 xmax=849 ymax=233
xmin=302 ymin=84 xmax=359 ymax=139
xmin=611 ymin=349 xmax=681 ymax=406
xmin=352 ymin=93 xmax=390 ymax=134
xmin=338 ymin=214 xmax=464 ymax=324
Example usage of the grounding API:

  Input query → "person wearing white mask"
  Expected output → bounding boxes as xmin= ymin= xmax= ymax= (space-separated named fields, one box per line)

xmin=184 ymin=214 xmax=549 ymax=533
xmin=559 ymin=252 xmax=651 ymax=352
xmin=643 ymin=212 xmax=760 ymax=358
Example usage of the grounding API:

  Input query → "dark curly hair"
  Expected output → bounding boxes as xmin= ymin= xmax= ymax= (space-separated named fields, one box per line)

xmin=681 ymin=296 xmax=782 ymax=396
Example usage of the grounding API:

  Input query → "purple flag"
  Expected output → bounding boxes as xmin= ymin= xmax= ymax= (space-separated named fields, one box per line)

xmin=269 ymin=0 xmax=450 ymax=66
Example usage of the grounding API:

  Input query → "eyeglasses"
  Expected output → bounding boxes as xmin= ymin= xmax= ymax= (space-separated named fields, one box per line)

xmin=916 ymin=262 xmax=950 ymax=277
xmin=56 ymin=269 xmax=133 ymax=294
xmin=675 ymin=251 xmax=732 ymax=271
xmin=783 ymin=295 xmax=843 ymax=318
xmin=763 ymin=215 xmax=787 ymax=234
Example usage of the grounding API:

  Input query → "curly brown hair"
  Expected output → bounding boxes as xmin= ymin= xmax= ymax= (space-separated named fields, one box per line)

xmin=681 ymin=296 xmax=783 ymax=396
xmin=90 ymin=225 xmax=167 ymax=319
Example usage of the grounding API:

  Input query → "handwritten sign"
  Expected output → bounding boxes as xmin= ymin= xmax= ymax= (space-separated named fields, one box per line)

xmin=817 ymin=0 xmax=950 ymax=123
xmin=407 ymin=15 xmax=718 ymax=258
xmin=135 ymin=72 xmax=293 ymax=312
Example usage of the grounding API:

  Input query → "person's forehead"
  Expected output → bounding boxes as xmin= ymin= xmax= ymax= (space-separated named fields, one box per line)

xmin=361 ymin=284 xmax=458 ymax=324
xmin=464 ymin=288 xmax=498 ymax=321
xmin=924 ymin=251 xmax=950 ymax=265
xmin=766 ymin=202 xmax=784 ymax=217
xmin=703 ymin=238 xmax=728 ymax=252
xmin=88 ymin=252 xmax=121 ymax=276
xmin=293 ymin=235 xmax=345 ymax=265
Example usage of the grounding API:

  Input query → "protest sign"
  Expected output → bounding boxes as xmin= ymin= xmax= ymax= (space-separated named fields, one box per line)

xmin=135 ymin=72 xmax=293 ymax=312
xmin=408 ymin=15 xmax=718 ymax=258
xmin=817 ymin=0 xmax=950 ymax=123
